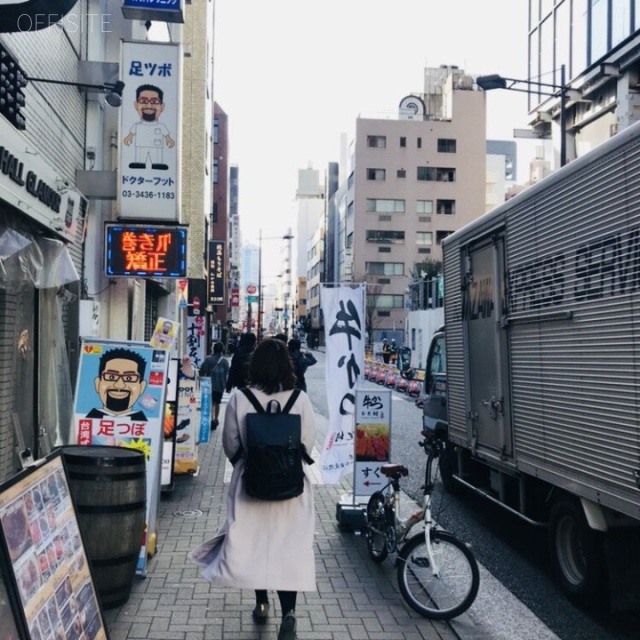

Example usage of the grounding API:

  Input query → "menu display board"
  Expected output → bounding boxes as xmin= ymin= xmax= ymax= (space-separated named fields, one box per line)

xmin=0 ymin=451 xmax=109 ymax=640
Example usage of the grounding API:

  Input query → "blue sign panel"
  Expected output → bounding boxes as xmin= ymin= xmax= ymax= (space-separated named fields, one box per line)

xmin=121 ymin=0 xmax=183 ymax=23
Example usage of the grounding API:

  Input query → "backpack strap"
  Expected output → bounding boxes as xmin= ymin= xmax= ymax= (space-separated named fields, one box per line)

xmin=282 ymin=388 xmax=301 ymax=414
xmin=240 ymin=387 xmax=265 ymax=413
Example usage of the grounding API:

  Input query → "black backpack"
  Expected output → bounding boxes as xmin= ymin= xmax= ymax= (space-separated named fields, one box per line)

xmin=235 ymin=387 xmax=314 ymax=501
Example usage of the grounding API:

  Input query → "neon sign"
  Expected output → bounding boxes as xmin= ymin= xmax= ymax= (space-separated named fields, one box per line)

xmin=105 ymin=223 xmax=187 ymax=277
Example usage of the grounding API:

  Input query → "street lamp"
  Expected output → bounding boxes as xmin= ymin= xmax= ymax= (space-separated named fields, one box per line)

xmin=476 ymin=64 xmax=573 ymax=167
xmin=257 ymin=230 xmax=294 ymax=339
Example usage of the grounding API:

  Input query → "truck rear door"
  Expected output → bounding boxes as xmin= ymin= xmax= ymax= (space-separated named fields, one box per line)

xmin=463 ymin=233 xmax=512 ymax=457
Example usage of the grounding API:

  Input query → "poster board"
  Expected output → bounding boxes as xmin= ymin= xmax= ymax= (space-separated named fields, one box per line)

xmin=354 ymin=389 xmax=392 ymax=496
xmin=0 ymin=451 xmax=109 ymax=640
xmin=160 ymin=358 xmax=179 ymax=491
xmin=72 ymin=338 xmax=170 ymax=575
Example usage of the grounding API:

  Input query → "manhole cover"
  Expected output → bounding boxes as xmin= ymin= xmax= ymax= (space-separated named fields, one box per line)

xmin=173 ymin=509 xmax=203 ymax=518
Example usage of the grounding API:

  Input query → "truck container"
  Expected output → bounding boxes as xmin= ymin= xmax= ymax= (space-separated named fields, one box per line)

xmin=422 ymin=122 xmax=640 ymax=611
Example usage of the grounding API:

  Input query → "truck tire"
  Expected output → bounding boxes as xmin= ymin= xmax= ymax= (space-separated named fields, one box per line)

xmin=548 ymin=498 xmax=606 ymax=608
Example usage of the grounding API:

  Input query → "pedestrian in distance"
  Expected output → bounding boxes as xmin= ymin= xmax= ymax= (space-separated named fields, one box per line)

xmin=381 ymin=337 xmax=391 ymax=364
xmin=287 ymin=338 xmax=317 ymax=393
xmin=189 ymin=338 xmax=317 ymax=640
xmin=225 ymin=332 xmax=256 ymax=393
xmin=199 ymin=342 xmax=229 ymax=430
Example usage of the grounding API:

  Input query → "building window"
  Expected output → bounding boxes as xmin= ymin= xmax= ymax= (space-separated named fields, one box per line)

xmin=347 ymin=201 xmax=354 ymax=218
xmin=213 ymin=117 xmax=219 ymax=144
xmin=417 ymin=167 xmax=456 ymax=182
xmin=366 ymin=198 xmax=405 ymax=213
xmin=346 ymin=232 xmax=353 ymax=249
xmin=400 ymin=137 xmax=407 ymax=147
xmin=436 ymin=199 xmax=456 ymax=215
xmin=417 ymin=137 xmax=422 ymax=148
xmin=367 ymin=168 xmax=386 ymax=181
xmin=367 ymin=135 xmax=386 ymax=148
xmin=416 ymin=200 xmax=433 ymax=214
xmin=365 ymin=262 xmax=404 ymax=276
xmin=348 ymin=172 xmax=355 ymax=189
xmin=376 ymin=295 xmax=405 ymax=308
xmin=436 ymin=230 xmax=454 ymax=244
xmin=397 ymin=169 xmax=406 ymax=178
xmin=437 ymin=138 xmax=456 ymax=153
xmin=416 ymin=232 xmax=433 ymax=246
xmin=211 ymin=202 xmax=218 ymax=223
xmin=378 ymin=247 xmax=391 ymax=253
xmin=366 ymin=230 xmax=405 ymax=244
xmin=213 ymin=158 xmax=219 ymax=183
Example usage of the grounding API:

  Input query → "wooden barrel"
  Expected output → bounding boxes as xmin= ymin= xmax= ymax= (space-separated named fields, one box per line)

xmin=61 ymin=446 xmax=146 ymax=610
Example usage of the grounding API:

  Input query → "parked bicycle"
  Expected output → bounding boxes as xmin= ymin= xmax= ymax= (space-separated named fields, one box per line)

xmin=365 ymin=431 xmax=480 ymax=620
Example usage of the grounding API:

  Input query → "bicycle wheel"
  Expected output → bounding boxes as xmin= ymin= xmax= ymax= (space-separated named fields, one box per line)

xmin=366 ymin=491 xmax=389 ymax=563
xmin=397 ymin=530 xmax=479 ymax=620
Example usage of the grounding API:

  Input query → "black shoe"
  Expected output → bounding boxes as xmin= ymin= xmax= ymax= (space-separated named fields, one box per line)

xmin=252 ymin=602 xmax=269 ymax=624
xmin=278 ymin=611 xmax=296 ymax=640
xmin=128 ymin=162 xmax=146 ymax=169
xmin=152 ymin=163 xmax=169 ymax=170
xmin=210 ymin=418 xmax=219 ymax=431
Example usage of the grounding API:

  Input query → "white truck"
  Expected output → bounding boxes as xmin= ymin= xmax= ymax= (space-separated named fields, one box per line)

xmin=422 ymin=121 xmax=640 ymax=611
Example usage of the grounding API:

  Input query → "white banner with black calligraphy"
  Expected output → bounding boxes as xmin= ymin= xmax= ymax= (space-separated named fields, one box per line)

xmin=320 ymin=284 xmax=366 ymax=484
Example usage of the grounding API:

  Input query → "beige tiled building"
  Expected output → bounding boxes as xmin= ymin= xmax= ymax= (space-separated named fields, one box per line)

xmin=327 ymin=66 xmax=487 ymax=344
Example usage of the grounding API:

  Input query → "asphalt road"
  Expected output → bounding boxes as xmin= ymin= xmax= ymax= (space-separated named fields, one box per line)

xmin=303 ymin=348 xmax=640 ymax=640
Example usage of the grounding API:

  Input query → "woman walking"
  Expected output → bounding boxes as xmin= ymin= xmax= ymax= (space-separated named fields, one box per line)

xmin=190 ymin=338 xmax=317 ymax=640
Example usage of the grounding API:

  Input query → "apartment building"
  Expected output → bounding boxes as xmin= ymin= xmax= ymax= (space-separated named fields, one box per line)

xmin=330 ymin=66 xmax=486 ymax=344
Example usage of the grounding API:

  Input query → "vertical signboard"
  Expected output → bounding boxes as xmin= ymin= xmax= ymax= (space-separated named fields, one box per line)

xmin=354 ymin=389 xmax=392 ymax=496
xmin=72 ymin=339 xmax=169 ymax=575
xmin=207 ymin=241 xmax=225 ymax=305
xmin=319 ymin=285 xmax=366 ymax=484
xmin=118 ymin=41 xmax=181 ymax=220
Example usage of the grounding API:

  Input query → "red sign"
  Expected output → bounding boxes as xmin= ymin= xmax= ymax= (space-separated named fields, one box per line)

xmin=231 ymin=288 xmax=240 ymax=307
xmin=246 ymin=284 xmax=257 ymax=295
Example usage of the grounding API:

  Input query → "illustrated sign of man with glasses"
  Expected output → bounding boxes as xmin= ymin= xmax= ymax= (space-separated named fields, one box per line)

xmin=86 ymin=348 xmax=149 ymax=420
xmin=123 ymin=84 xmax=175 ymax=171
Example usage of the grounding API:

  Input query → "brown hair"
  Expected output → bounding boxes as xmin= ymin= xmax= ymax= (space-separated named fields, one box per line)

xmin=248 ymin=338 xmax=296 ymax=394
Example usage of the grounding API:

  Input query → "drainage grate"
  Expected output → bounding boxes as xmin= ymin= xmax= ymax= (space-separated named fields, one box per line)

xmin=173 ymin=509 xmax=204 ymax=518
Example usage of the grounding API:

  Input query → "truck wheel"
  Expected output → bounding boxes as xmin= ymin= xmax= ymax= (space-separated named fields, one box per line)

xmin=548 ymin=498 xmax=605 ymax=608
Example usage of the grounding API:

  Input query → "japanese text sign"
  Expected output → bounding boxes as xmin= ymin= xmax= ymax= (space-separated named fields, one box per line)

xmin=122 ymin=0 xmax=184 ymax=24
xmin=320 ymin=285 xmax=366 ymax=484
xmin=354 ymin=389 xmax=391 ymax=496
xmin=118 ymin=41 xmax=181 ymax=220
xmin=104 ymin=223 xmax=187 ymax=278
xmin=72 ymin=339 xmax=170 ymax=575
xmin=208 ymin=241 xmax=225 ymax=305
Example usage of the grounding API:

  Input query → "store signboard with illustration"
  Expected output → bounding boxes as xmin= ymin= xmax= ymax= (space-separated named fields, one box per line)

xmin=72 ymin=339 xmax=170 ymax=574
xmin=0 ymin=451 xmax=108 ymax=640
xmin=354 ymin=389 xmax=392 ymax=496
xmin=118 ymin=40 xmax=181 ymax=221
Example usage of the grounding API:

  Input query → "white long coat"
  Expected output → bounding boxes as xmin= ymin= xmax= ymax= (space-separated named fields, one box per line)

xmin=190 ymin=386 xmax=317 ymax=591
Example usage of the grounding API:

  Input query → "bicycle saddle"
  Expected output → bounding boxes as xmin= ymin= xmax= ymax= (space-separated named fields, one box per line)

xmin=380 ymin=464 xmax=409 ymax=478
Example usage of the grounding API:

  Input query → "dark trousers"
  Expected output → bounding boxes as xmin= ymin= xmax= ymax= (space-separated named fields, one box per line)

xmin=255 ymin=590 xmax=296 ymax=617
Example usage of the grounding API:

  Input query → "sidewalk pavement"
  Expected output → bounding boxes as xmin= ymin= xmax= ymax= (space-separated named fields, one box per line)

xmin=101 ymin=402 xmax=461 ymax=640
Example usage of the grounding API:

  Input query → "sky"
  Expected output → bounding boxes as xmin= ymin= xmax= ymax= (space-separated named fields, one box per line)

xmin=213 ymin=0 xmax=536 ymax=267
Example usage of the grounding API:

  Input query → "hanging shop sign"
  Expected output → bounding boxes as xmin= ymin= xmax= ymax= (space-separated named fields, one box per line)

xmin=104 ymin=223 xmax=187 ymax=278
xmin=118 ymin=40 xmax=181 ymax=220
xmin=121 ymin=0 xmax=183 ymax=24
xmin=0 ymin=122 xmax=88 ymax=243
xmin=207 ymin=241 xmax=225 ymax=305
xmin=72 ymin=339 xmax=170 ymax=576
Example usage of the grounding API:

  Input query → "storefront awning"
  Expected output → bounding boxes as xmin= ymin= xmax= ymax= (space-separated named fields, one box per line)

xmin=0 ymin=226 xmax=79 ymax=289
